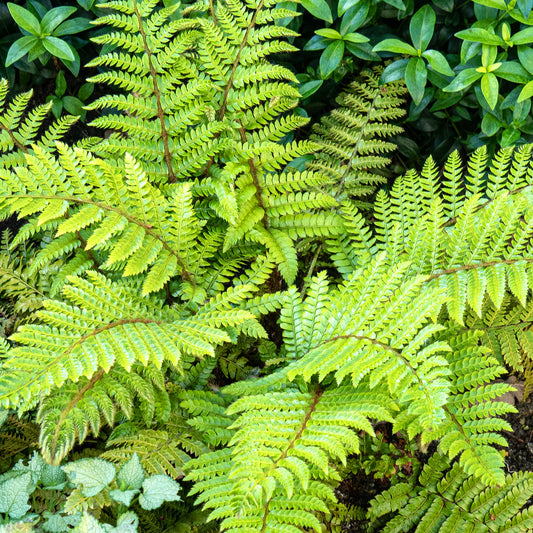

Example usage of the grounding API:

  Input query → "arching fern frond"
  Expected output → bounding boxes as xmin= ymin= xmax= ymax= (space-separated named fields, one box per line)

xmin=36 ymin=364 xmax=169 ymax=465
xmin=0 ymin=270 xmax=259 ymax=413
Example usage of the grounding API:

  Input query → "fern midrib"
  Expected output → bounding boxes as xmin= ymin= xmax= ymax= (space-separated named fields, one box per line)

xmin=334 ymin=88 xmax=386 ymax=201
xmin=443 ymin=406 xmax=500 ymax=485
xmin=315 ymin=334 xmax=439 ymax=410
xmin=47 ymin=368 xmax=106 ymax=465
xmin=425 ymin=258 xmax=533 ymax=282
xmin=0 ymin=122 xmax=28 ymax=154
xmin=132 ymin=0 xmax=176 ymax=183
xmin=0 ymin=266 xmax=46 ymax=300
xmin=304 ymin=87 xmax=387 ymax=288
xmin=217 ymin=0 xmax=265 ymax=122
xmin=440 ymin=183 xmax=532 ymax=230
xmin=238 ymin=388 xmax=323 ymax=528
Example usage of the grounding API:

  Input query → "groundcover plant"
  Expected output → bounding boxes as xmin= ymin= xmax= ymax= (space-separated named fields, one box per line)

xmin=2 ymin=0 xmax=533 ymax=531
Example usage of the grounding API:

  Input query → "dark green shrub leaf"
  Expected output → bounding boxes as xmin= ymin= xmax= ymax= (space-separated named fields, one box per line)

xmin=5 ymin=35 xmax=39 ymax=66
xmin=380 ymin=58 xmax=409 ymax=83
xmin=443 ymin=68 xmax=482 ymax=92
xmin=41 ymin=6 xmax=77 ymax=34
xmin=320 ymin=40 xmax=345 ymax=77
xmin=42 ymin=37 xmax=75 ymax=61
xmin=405 ymin=56 xmax=427 ymax=104
xmin=422 ymin=49 xmax=454 ymax=75
xmin=7 ymin=3 xmax=40 ymax=35
xmin=481 ymin=72 xmax=499 ymax=109
xmin=409 ymin=5 xmax=436 ymax=51
xmin=373 ymin=38 xmax=416 ymax=55
xmin=518 ymin=45 xmax=533 ymax=75
xmin=455 ymin=28 xmax=505 ymax=46
xmin=496 ymin=61 xmax=530 ymax=83
xmin=518 ymin=79 xmax=533 ymax=102
xmin=301 ymin=0 xmax=332 ymax=22
xmin=54 ymin=17 xmax=93 ymax=36
xmin=340 ymin=1 xmax=369 ymax=33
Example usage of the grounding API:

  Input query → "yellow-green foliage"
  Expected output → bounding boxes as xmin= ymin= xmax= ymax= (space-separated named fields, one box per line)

xmin=1 ymin=0 xmax=533 ymax=531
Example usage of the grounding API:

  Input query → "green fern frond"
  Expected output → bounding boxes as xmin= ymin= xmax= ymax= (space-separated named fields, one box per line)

xmin=102 ymin=413 xmax=208 ymax=477
xmin=368 ymin=453 xmax=533 ymax=532
xmin=0 ymin=79 xmax=78 ymax=168
xmin=308 ymin=67 xmax=406 ymax=205
xmin=36 ymin=365 xmax=168 ymax=465
xmin=0 ymin=270 xmax=258 ymax=412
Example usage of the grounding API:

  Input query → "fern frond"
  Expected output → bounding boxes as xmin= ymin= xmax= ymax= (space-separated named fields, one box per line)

xmin=368 ymin=453 xmax=533 ymax=532
xmin=308 ymin=67 xmax=406 ymax=204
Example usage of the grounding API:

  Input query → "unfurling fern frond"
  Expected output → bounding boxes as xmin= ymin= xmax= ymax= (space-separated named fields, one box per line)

xmin=308 ymin=68 xmax=406 ymax=206
xmin=368 ymin=453 xmax=533 ymax=532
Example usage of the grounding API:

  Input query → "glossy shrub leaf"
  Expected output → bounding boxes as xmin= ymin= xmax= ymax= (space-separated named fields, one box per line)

xmin=78 ymin=82 xmax=94 ymax=101
xmin=481 ymin=72 xmax=499 ymax=109
xmin=298 ymin=80 xmax=323 ymax=98
xmin=501 ymin=127 xmax=521 ymax=146
xmin=384 ymin=0 xmax=406 ymax=8
xmin=304 ymin=35 xmax=329 ymax=51
xmin=443 ymin=68 xmax=482 ymax=92
xmin=513 ymin=26 xmax=533 ymax=45
xmin=340 ymin=1 xmax=369 ymax=33
xmin=55 ymin=17 xmax=93 ymax=36
xmin=63 ymin=96 xmax=85 ymax=116
xmin=380 ymin=58 xmax=409 ymax=83
xmin=518 ymin=79 xmax=533 ymax=102
xmin=455 ymin=28 xmax=505 ymax=46
xmin=373 ymin=38 xmax=416 ymax=55
xmin=481 ymin=112 xmax=503 ymax=136
xmin=42 ymin=36 xmax=75 ymax=61
xmin=41 ymin=6 xmax=77 ymax=34
xmin=343 ymin=32 xmax=369 ymax=43
xmin=495 ymin=61 xmax=530 ymax=83
xmin=409 ymin=5 xmax=436 ymax=51
xmin=518 ymin=45 xmax=533 ymax=75
xmin=405 ymin=56 xmax=427 ymax=104
xmin=320 ymin=40 xmax=345 ymax=78
xmin=315 ymin=28 xmax=342 ymax=39
xmin=301 ymin=0 xmax=332 ymax=22
xmin=346 ymin=41 xmax=379 ymax=60
xmin=422 ymin=49 xmax=454 ymax=76
xmin=5 ymin=35 xmax=38 ymax=66
xmin=7 ymin=3 xmax=40 ymax=35
xmin=77 ymin=0 xmax=96 ymax=9
xmin=338 ymin=0 xmax=366 ymax=17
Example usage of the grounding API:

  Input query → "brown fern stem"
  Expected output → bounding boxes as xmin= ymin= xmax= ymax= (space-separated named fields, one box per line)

xmin=132 ymin=0 xmax=176 ymax=183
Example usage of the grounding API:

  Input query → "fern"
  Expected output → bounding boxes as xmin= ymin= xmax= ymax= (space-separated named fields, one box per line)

xmin=308 ymin=67 xmax=406 ymax=206
xmin=0 ymin=80 xmax=79 ymax=170
xmin=368 ymin=453 xmax=533 ymax=532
